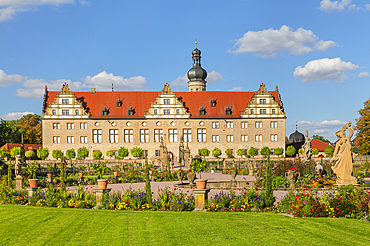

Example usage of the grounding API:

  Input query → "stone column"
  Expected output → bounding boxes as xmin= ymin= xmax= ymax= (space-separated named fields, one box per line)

xmin=94 ymin=188 xmax=112 ymax=206
xmin=193 ymin=189 xmax=210 ymax=211
xmin=27 ymin=187 xmax=38 ymax=203
xmin=15 ymin=176 xmax=23 ymax=191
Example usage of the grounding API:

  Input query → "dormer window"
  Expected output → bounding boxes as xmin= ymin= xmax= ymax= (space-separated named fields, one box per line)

xmin=128 ymin=105 xmax=134 ymax=116
xmin=199 ymin=106 xmax=206 ymax=115
xmin=225 ymin=106 xmax=232 ymax=115
xmin=210 ymin=97 xmax=216 ymax=107
xmin=117 ymin=98 xmax=122 ymax=107
xmin=102 ymin=105 xmax=108 ymax=116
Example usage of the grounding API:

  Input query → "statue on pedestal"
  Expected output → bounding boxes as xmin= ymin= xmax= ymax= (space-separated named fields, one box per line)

xmin=302 ymin=130 xmax=312 ymax=162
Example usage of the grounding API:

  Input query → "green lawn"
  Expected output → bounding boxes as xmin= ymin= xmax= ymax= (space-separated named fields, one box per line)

xmin=0 ymin=205 xmax=369 ymax=245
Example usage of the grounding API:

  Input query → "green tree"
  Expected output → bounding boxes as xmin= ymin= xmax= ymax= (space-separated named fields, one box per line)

xmin=225 ymin=149 xmax=233 ymax=158
xmin=106 ymin=150 xmax=115 ymax=159
xmin=324 ymin=145 xmax=334 ymax=157
xmin=25 ymin=150 xmax=35 ymax=158
xmin=118 ymin=146 xmax=129 ymax=158
xmin=212 ymin=147 xmax=222 ymax=158
xmin=312 ymin=148 xmax=319 ymax=156
xmin=10 ymin=147 xmax=21 ymax=157
xmin=0 ymin=119 xmax=21 ymax=146
xmin=131 ymin=147 xmax=143 ymax=158
xmin=260 ymin=146 xmax=271 ymax=158
xmin=274 ymin=147 xmax=284 ymax=157
xmin=77 ymin=147 xmax=89 ymax=159
xmin=93 ymin=150 xmax=103 ymax=160
xmin=236 ymin=149 xmax=245 ymax=158
xmin=16 ymin=114 xmax=42 ymax=144
xmin=286 ymin=146 xmax=296 ymax=157
xmin=66 ymin=148 xmax=76 ymax=165
xmin=355 ymin=98 xmax=370 ymax=155
xmin=37 ymin=147 xmax=49 ymax=160
xmin=0 ymin=147 xmax=9 ymax=159
xmin=52 ymin=150 xmax=63 ymax=160
xmin=248 ymin=147 xmax=258 ymax=158
xmin=312 ymin=135 xmax=331 ymax=144
xmin=199 ymin=148 xmax=210 ymax=158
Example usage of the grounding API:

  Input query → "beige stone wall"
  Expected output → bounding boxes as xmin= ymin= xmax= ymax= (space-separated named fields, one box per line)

xmin=42 ymin=117 xmax=285 ymax=160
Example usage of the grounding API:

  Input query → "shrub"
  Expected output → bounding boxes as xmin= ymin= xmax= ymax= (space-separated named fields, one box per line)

xmin=25 ymin=150 xmax=35 ymax=158
xmin=37 ymin=147 xmax=49 ymax=160
xmin=225 ymin=149 xmax=233 ymax=158
xmin=77 ymin=147 xmax=89 ymax=159
xmin=212 ymin=147 xmax=222 ymax=158
xmin=52 ymin=150 xmax=63 ymax=160
xmin=93 ymin=150 xmax=102 ymax=160
xmin=118 ymin=146 xmax=129 ymax=158
xmin=131 ymin=147 xmax=143 ymax=158
xmin=199 ymin=148 xmax=210 ymax=158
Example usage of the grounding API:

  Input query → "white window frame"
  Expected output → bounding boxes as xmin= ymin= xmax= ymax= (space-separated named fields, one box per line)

xmin=212 ymin=122 xmax=219 ymax=129
xmin=124 ymin=129 xmax=133 ymax=143
xmin=271 ymin=134 xmax=278 ymax=142
xmin=183 ymin=129 xmax=192 ymax=142
xmin=226 ymin=122 xmax=233 ymax=129
xmin=255 ymin=135 xmax=262 ymax=142
xmin=270 ymin=121 xmax=277 ymax=128
xmin=53 ymin=123 xmax=60 ymax=129
xmin=80 ymin=122 xmax=87 ymax=129
xmin=154 ymin=129 xmax=163 ymax=143
xmin=164 ymin=99 xmax=170 ymax=105
xmin=241 ymin=135 xmax=248 ymax=142
xmin=168 ymin=129 xmax=177 ymax=143
xmin=53 ymin=136 xmax=60 ymax=143
xmin=93 ymin=129 xmax=102 ymax=143
xmin=241 ymin=122 xmax=248 ymax=129
xmin=255 ymin=122 xmax=262 ymax=128
xmin=110 ymin=129 xmax=119 ymax=143
xmin=80 ymin=136 xmax=87 ymax=143
xmin=67 ymin=123 xmax=74 ymax=129
xmin=140 ymin=129 xmax=149 ymax=143
xmin=259 ymin=109 xmax=266 ymax=115
xmin=67 ymin=136 xmax=74 ymax=144
xmin=212 ymin=135 xmax=219 ymax=142
xmin=227 ymin=135 xmax=234 ymax=142
xmin=197 ymin=128 xmax=206 ymax=142
xmin=62 ymin=110 xmax=69 ymax=115
xmin=163 ymin=109 xmax=170 ymax=115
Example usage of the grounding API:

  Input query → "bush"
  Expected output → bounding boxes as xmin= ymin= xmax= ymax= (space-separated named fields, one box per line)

xmin=131 ymin=147 xmax=143 ymax=158
xmin=77 ymin=147 xmax=89 ymax=159
xmin=118 ymin=146 xmax=129 ymax=158
xmin=225 ymin=149 xmax=233 ymax=158
xmin=25 ymin=150 xmax=35 ymax=158
xmin=199 ymin=148 xmax=210 ymax=158
xmin=212 ymin=148 xmax=222 ymax=158
xmin=52 ymin=150 xmax=63 ymax=160
xmin=93 ymin=150 xmax=102 ymax=160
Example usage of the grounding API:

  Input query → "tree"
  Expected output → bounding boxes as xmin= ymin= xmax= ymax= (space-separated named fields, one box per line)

xmin=199 ymin=148 xmax=210 ymax=158
xmin=312 ymin=148 xmax=319 ymax=156
xmin=324 ymin=145 xmax=334 ymax=157
xmin=312 ymin=135 xmax=331 ymax=144
xmin=10 ymin=147 xmax=21 ymax=157
xmin=25 ymin=150 xmax=35 ymax=158
xmin=52 ymin=150 xmax=63 ymax=160
xmin=0 ymin=148 xmax=9 ymax=159
xmin=286 ymin=146 xmax=296 ymax=157
xmin=118 ymin=146 xmax=129 ymax=158
xmin=274 ymin=147 xmax=284 ymax=157
xmin=66 ymin=148 xmax=76 ymax=165
xmin=16 ymin=114 xmax=42 ymax=144
xmin=77 ymin=147 xmax=89 ymax=159
xmin=236 ymin=149 xmax=245 ymax=158
xmin=212 ymin=147 xmax=222 ymax=158
xmin=106 ymin=150 xmax=115 ymax=159
xmin=260 ymin=146 xmax=271 ymax=158
xmin=131 ymin=147 xmax=143 ymax=158
xmin=93 ymin=150 xmax=103 ymax=160
xmin=248 ymin=147 xmax=258 ymax=158
xmin=37 ymin=147 xmax=49 ymax=160
xmin=225 ymin=149 xmax=233 ymax=158
xmin=0 ymin=119 xmax=21 ymax=146
xmin=355 ymin=98 xmax=370 ymax=155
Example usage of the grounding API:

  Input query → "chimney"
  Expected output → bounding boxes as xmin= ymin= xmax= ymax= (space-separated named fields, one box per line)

xmin=91 ymin=88 xmax=96 ymax=94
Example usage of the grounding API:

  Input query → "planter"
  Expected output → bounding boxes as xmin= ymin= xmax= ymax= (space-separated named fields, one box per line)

xmin=177 ymin=170 xmax=184 ymax=184
xmin=230 ymin=169 xmax=237 ymax=182
xmin=79 ymin=173 xmax=84 ymax=178
xmin=285 ymin=171 xmax=300 ymax=188
xmin=187 ymin=172 xmax=196 ymax=185
xmin=97 ymin=179 xmax=108 ymax=189
xmin=47 ymin=173 xmax=52 ymax=179
xmin=28 ymin=179 xmax=39 ymax=188
xmin=195 ymin=179 xmax=208 ymax=189
xmin=113 ymin=172 xmax=118 ymax=176
xmin=149 ymin=170 xmax=153 ymax=175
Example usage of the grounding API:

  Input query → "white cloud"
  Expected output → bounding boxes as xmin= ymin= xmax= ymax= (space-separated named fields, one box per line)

xmin=293 ymin=58 xmax=358 ymax=82
xmin=0 ymin=69 xmax=28 ymax=87
xmin=366 ymin=4 xmax=370 ymax=10
xmin=229 ymin=86 xmax=243 ymax=91
xmin=319 ymin=0 xmax=352 ymax=12
xmin=170 ymin=70 xmax=224 ymax=88
xmin=358 ymin=72 xmax=370 ymax=78
xmin=0 ymin=0 xmax=74 ymax=21
xmin=312 ymin=129 xmax=329 ymax=134
xmin=299 ymin=120 xmax=348 ymax=129
xmin=79 ymin=0 xmax=91 ymax=6
xmin=9 ymin=70 xmax=147 ymax=98
xmin=229 ymin=25 xmax=338 ymax=58
xmin=1 ymin=111 xmax=35 ymax=120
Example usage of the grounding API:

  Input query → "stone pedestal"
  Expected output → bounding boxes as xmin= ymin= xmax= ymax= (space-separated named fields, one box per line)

xmin=114 ymin=175 xmax=118 ymax=183
xmin=46 ymin=178 xmax=52 ymax=183
xmin=79 ymin=177 xmax=85 ymax=184
xmin=94 ymin=188 xmax=112 ymax=205
xmin=15 ymin=176 xmax=23 ymax=191
xmin=193 ymin=189 xmax=210 ymax=211
xmin=27 ymin=187 xmax=38 ymax=202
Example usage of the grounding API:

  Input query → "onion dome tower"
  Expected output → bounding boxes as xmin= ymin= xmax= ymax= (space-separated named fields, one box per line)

xmin=289 ymin=124 xmax=305 ymax=143
xmin=187 ymin=42 xmax=207 ymax=92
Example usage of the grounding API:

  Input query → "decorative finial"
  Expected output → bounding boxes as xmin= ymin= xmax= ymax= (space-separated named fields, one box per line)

xmin=194 ymin=36 xmax=198 ymax=48
xmin=112 ymin=83 xmax=114 ymax=92
xmin=296 ymin=121 xmax=298 ymax=130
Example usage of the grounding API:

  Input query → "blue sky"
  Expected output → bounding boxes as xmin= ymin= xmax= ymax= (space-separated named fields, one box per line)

xmin=0 ymin=0 xmax=370 ymax=142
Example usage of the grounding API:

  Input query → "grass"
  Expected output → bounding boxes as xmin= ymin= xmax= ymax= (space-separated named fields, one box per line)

xmin=0 ymin=205 xmax=369 ymax=246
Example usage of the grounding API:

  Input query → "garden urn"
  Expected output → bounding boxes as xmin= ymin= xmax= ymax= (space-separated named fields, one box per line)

xmin=113 ymin=172 xmax=118 ymax=177
xmin=177 ymin=170 xmax=184 ymax=184
xmin=28 ymin=179 xmax=39 ymax=188
xmin=79 ymin=172 xmax=84 ymax=178
xmin=195 ymin=179 xmax=208 ymax=189
xmin=97 ymin=179 xmax=108 ymax=189
xmin=285 ymin=170 xmax=300 ymax=188
xmin=230 ymin=169 xmax=237 ymax=182
xmin=187 ymin=172 xmax=196 ymax=185
xmin=47 ymin=173 xmax=52 ymax=179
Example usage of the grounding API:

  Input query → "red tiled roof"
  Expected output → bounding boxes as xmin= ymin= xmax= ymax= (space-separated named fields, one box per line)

xmin=45 ymin=90 xmax=281 ymax=119
xmin=311 ymin=139 xmax=331 ymax=152
xmin=0 ymin=143 xmax=42 ymax=151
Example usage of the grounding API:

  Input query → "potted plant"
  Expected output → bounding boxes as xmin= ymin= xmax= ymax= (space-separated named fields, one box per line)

xmin=26 ymin=161 xmax=39 ymax=188
xmin=191 ymin=160 xmax=209 ymax=189
xmin=78 ymin=165 xmax=86 ymax=177
xmin=91 ymin=161 xmax=110 ymax=189
xmin=46 ymin=164 xmax=53 ymax=179
xmin=112 ymin=164 xmax=120 ymax=176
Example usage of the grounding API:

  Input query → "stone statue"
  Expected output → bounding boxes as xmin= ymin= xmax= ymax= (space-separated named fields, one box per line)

xmin=330 ymin=122 xmax=357 ymax=185
xmin=302 ymin=130 xmax=312 ymax=162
